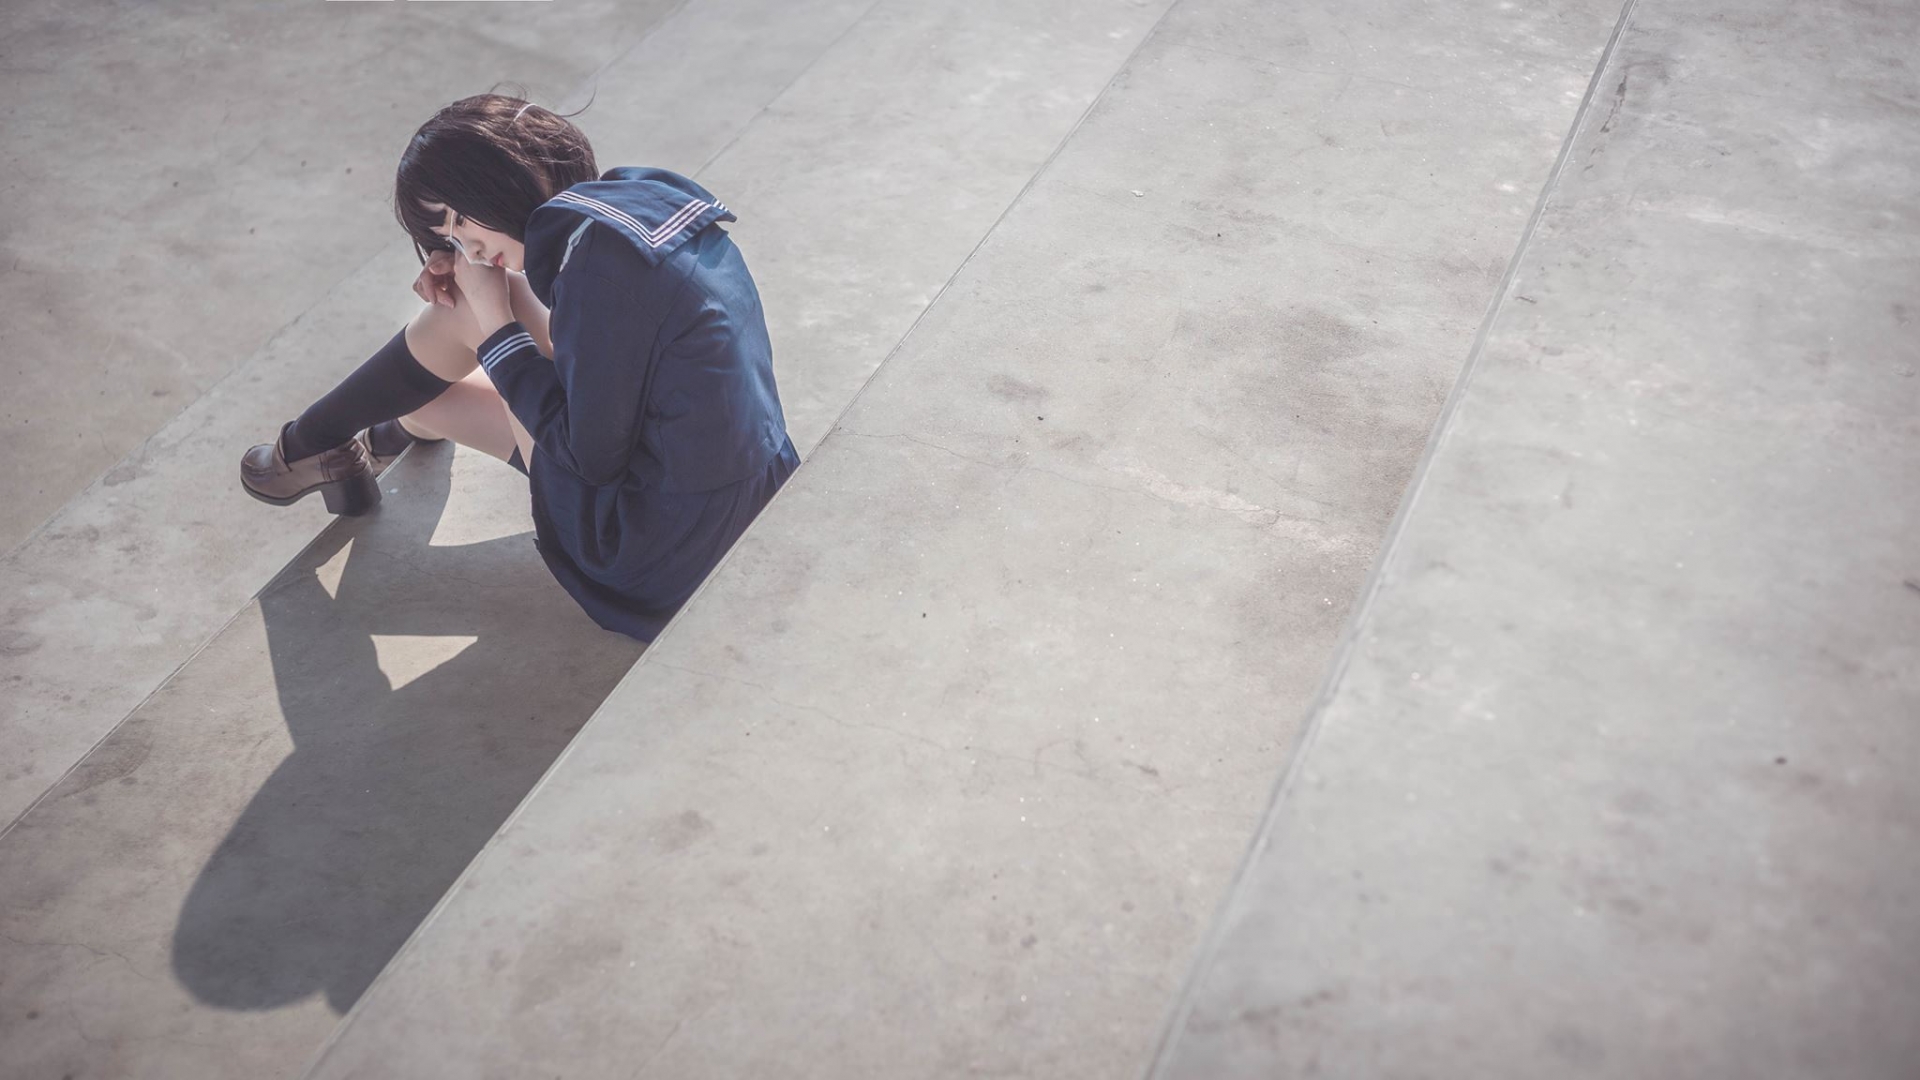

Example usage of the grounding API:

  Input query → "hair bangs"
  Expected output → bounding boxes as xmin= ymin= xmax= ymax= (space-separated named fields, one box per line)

xmin=390 ymin=82 xmax=600 ymax=267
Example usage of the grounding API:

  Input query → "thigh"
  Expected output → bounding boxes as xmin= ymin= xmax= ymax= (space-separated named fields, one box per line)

xmin=463 ymin=365 xmax=537 ymax=470
xmin=406 ymin=290 xmax=538 ymax=468
xmin=406 ymin=372 xmax=521 ymax=465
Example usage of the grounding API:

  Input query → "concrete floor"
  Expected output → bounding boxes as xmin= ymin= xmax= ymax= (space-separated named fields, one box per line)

xmin=1153 ymin=0 xmax=1920 ymax=1077
xmin=3 ymin=0 xmax=1913 ymax=1076
xmin=0 ymin=0 xmax=685 ymax=556
xmin=302 ymin=0 xmax=1622 ymax=1076
xmin=0 ymin=445 xmax=645 ymax=1079
xmin=2 ymin=0 xmax=1175 ymax=1074
xmin=0 ymin=0 xmax=683 ymax=831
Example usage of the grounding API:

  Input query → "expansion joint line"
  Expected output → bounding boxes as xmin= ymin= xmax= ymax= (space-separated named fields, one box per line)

xmin=1139 ymin=0 xmax=1646 ymax=1075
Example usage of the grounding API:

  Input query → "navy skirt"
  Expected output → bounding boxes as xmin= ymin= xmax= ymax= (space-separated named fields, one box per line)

xmin=525 ymin=435 xmax=800 ymax=642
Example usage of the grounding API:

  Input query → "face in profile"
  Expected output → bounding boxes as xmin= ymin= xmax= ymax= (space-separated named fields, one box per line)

xmin=421 ymin=200 xmax=525 ymax=273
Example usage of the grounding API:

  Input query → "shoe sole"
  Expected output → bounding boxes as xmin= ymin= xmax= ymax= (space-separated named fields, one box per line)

xmin=241 ymin=469 xmax=382 ymax=516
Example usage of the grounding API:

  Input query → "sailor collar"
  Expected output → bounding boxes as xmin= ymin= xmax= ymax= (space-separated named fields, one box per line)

xmin=522 ymin=166 xmax=735 ymax=305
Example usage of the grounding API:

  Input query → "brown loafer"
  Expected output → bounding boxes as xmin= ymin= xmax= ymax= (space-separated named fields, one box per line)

xmin=241 ymin=422 xmax=381 ymax=515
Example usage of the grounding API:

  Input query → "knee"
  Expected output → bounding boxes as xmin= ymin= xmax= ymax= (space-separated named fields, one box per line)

xmin=405 ymin=300 xmax=460 ymax=347
xmin=405 ymin=303 xmax=479 ymax=381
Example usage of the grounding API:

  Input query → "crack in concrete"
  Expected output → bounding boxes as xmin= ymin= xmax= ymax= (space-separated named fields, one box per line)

xmin=1 ymin=930 xmax=159 ymax=986
xmin=1599 ymin=69 xmax=1629 ymax=132
xmin=628 ymin=1013 xmax=687 ymax=1080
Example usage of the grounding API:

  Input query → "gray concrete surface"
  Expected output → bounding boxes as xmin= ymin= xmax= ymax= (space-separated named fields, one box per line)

xmin=0 ymin=0 xmax=680 ymax=557
xmin=1 ymin=0 xmax=1174 ymax=1073
xmin=0 ymin=0 xmax=1173 ymax=833
xmin=1151 ymin=0 xmax=1920 ymax=1077
xmin=302 ymin=1 xmax=1620 ymax=1076
xmin=0 ymin=0 xmax=689 ymax=830
xmin=0 ymin=443 xmax=644 ymax=1080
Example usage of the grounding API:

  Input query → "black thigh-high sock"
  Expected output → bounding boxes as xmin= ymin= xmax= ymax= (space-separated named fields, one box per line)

xmin=282 ymin=325 xmax=454 ymax=460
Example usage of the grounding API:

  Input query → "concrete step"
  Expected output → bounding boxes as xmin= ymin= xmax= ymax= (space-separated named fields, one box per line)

xmin=0 ymin=0 xmax=1170 ymax=1074
xmin=0 ymin=0 xmax=691 ymax=560
xmin=0 ymin=0 xmax=694 ymax=835
xmin=300 ymin=1 xmax=1623 ymax=1076
xmin=1151 ymin=0 xmax=1920 ymax=1076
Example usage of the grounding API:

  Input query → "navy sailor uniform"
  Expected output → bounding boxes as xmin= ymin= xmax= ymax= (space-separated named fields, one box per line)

xmin=475 ymin=165 xmax=798 ymax=641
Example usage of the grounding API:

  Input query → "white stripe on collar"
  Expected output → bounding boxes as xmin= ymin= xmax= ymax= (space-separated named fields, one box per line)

xmin=557 ymin=217 xmax=594 ymax=274
xmin=553 ymin=190 xmax=719 ymax=249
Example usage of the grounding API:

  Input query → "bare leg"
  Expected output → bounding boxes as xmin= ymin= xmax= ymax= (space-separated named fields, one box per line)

xmin=398 ymin=368 xmax=536 ymax=469
xmin=395 ymin=287 xmax=544 ymax=469
xmin=396 ymin=371 xmax=518 ymax=463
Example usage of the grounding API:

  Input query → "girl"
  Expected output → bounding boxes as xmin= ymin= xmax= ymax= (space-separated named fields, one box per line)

xmin=240 ymin=93 xmax=799 ymax=642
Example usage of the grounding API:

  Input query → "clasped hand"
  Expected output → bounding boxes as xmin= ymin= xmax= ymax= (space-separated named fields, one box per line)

xmin=412 ymin=247 xmax=515 ymax=352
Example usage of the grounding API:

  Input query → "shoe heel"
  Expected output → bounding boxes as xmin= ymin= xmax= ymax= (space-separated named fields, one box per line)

xmin=321 ymin=471 xmax=382 ymax=516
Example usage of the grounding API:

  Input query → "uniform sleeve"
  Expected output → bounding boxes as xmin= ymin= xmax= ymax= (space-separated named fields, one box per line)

xmin=476 ymin=263 xmax=661 ymax=487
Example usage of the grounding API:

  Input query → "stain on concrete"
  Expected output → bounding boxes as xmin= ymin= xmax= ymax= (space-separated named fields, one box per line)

xmin=0 ymin=627 xmax=44 ymax=657
xmin=651 ymin=809 xmax=715 ymax=854
xmin=1545 ymin=1024 xmax=1609 ymax=1068
xmin=986 ymin=372 xmax=1050 ymax=405
xmin=56 ymin=728 xmax=152 ymax=799
xmin=100 ymin=459 xmax=148 ymax=487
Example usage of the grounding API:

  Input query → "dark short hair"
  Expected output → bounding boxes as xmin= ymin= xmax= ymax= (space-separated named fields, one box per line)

xmin=393 ymin=82 xmax=599 ymax=266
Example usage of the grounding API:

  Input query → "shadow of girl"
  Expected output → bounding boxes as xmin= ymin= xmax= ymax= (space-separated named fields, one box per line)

xmin=172 ymin=443 xmax=644 ymax=1012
